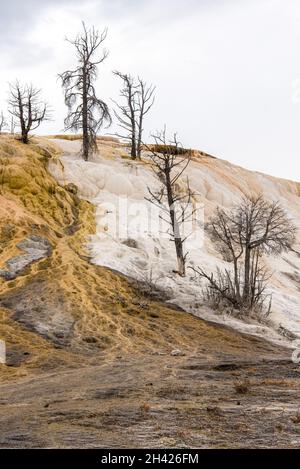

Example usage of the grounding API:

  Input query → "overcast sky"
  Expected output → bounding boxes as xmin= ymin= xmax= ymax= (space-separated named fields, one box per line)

xmin=0 ymin=0 xmax=300 ymax=180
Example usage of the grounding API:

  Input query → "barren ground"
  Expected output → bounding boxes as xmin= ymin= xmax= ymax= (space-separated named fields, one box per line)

xmin=1 ymin=335 xmax=300 ymax=448
xmin=1 ymin=136 xmax=300 ymax=449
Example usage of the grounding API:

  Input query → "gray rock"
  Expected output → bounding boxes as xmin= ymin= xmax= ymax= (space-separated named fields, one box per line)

xmin=133 ymin=257 xmax=148 ymax=269
xmin=0 ymin=269 xmax=16 ymax=280
xmin=122 ymin=238 xmax=138 ymax=249
xmin=170 ymin=349 xmax=186 ymax=357
xmin=0 ymin=235 xmax=52 ymax=281
xmin=64 ymin=182 xmax=78 ymax=195
xmin=6 ymin=347 xmax=30 ymax=367
xmin=17 ymin=235 xmax=52 ymax=253
xmin=6 ymin=253 xmax=42 ymax=272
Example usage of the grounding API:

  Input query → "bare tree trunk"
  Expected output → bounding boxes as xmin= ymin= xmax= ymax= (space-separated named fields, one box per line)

xmin=21 ymin=132 xmax=28 ymax=144
xmin=113 ymin=73 xmax=154 ymax=160
xmin=174 ymin=235 xmax=186 ymax=276
xmin=18 ymin=88 xmax=28 ymax=144
xmin=146 ymin=129 xmax=192 ymax=277
xmin=137 ymin=111 xmax=143 ymax=160
xmin=136 ymin=97 xmax=144 ymax=160
xmin=165 ymin=168 xmax=185 ymax=276
xmin=243 ymin=246 xmax=251 ymax=303
xmin=249 ymin=249 xmax=259 ymax=307
xmin=82 ymin=68 xmax=89 ymax=161
xmin=233 ymin=258 xmax=241 ymax=303
xmin=128 ymin=87 xmax=137 ymax=159
xmin=112 ymin=71 xmax=137 ymax=159
xmin=130 ymin=116 xmax=137 ymax=159
xmin=20 ymin=116 xmax=28 ymax=143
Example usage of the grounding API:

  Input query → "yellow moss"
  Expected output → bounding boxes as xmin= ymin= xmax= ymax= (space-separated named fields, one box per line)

xmin=0 ymin=136 xmax=79 ymax=231
xmin=2 ymin=165 xmax=31 ymax=189
xmin=0 ymin=134 xmax=95 ymax=265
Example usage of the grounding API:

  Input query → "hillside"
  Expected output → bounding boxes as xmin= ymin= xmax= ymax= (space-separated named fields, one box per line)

xmin=0 ymin=135 xmax=300 ymax=448
xmin=0 ymin=135 xmax=271 ymax=377
xmin=49 ymin=136 xmax=300 ymax=345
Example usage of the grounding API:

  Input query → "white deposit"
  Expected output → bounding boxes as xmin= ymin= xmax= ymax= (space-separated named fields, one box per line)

xmin=49 ymin=139 xmax=300 ymax=347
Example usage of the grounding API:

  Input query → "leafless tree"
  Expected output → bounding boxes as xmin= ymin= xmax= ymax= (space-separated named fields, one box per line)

xmin=191 ymin=195 xmax=296 ymax=314
xmin=145 ymin=128 xmax=194 ymax=276
xmin=0 ymin=111 xmax=7 ymax=133
xmin=59 ymin=22 xmax=112 ymax=161
xmin=8 ymin=82 xmax=49 ymax=144
xmin=112 ymin=71 xmax=138 ymax=159
xmin=112 ymin=72 xmax=155 ymax=159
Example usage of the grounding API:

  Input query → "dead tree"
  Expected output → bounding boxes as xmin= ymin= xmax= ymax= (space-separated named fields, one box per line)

xmin=0 ymin=112 xmax=7 ymax=133
xmin=113 ymin=72 xmax=155 ymax=159
xmin=59 ymin=22 xmax=112 ymax=161
xmin=192 ymin=195 xmax=296 ymax=314
xmin=8 ymin=82 xmax=49 ymax=144
xmin=145 ymin=128 xmax=193 ymax=276
xmin=112 ymin=71 xmax=138 ymax=159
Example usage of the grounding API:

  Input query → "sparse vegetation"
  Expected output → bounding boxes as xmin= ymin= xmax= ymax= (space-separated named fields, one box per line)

xmin=140 ymin=402 xmax=151 ymax=415
xmin=291 ymin=410 xmax=300 ymax=424
xmin=192 ymin=195 xmax=296 ymax=316
xmin=234 ymin=379 xmax=251 ymax=394
xmin=146 ymin=144 xmax=192 ymax=156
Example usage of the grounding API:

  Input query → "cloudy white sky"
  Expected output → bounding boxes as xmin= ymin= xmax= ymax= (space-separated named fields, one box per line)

xmin=0 ymin=0 xmax=300 ymax=180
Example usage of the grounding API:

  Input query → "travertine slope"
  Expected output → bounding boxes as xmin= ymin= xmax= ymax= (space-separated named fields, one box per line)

xmin=49 ymin=137 xmax=300 ymax=345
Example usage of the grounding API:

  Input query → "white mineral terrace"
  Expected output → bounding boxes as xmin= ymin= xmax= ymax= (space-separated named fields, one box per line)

xmin=49 ymin=138 xmax=300 ymax=348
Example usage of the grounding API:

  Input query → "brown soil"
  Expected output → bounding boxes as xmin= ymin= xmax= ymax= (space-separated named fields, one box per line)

xmin=1 ymin=345 xmax=300 ymax=448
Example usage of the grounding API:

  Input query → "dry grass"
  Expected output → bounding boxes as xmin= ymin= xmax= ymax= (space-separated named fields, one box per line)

xmin=291 ymin=410 xmax=300 ymax=424
xmin=49 ymin=134 xmax=120 ymax=144
xmin=234 ymin=379 xmax=251 ymax=394
xmin=140 ymin=402 xmax=151 ymax=415
xmin=145 ymin=144 xmax=193 ymax=156
xmin=253 ymin=378 xmax=300 ymax=388
xmin=50 ymin=134 xmax=82 ymax=141
xmin=97 ymin=135 xmax=120 ymax=144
